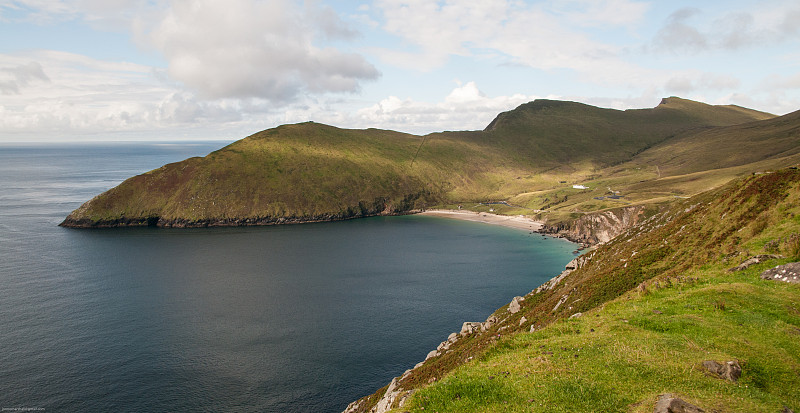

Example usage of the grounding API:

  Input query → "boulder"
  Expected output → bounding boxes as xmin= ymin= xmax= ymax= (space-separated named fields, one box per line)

xmin=702 ymin=360 xmax=741 ymax=382
xmin=654 ymin=394 xmax=705 ymax=413
xmin=482 ymin=316 xmax=499 ymax=332
xmin=729 ymin=254 xmax=783 ymax=271
xmin=509 ymin=296 xmax=524 ymax=314
xmin=460 ymin=321 xmax=482 ymax=336
xmin=760 ymin=262 xmax=800 ymax=283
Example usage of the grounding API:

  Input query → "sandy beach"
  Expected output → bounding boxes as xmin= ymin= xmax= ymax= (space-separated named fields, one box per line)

xmin=419 ymin=209 xmax=543 ymax=232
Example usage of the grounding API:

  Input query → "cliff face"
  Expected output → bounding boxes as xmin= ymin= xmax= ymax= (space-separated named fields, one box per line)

xmin=541 ymin=205 xmax=651 ymax=245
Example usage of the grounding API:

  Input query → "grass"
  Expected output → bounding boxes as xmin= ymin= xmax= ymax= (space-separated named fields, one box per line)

xmin=401 ymin=261 xmax=800 ymax=413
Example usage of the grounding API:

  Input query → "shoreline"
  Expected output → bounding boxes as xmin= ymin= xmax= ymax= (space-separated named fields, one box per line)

xmin=418 ymin=209 xmax=544 ymax=232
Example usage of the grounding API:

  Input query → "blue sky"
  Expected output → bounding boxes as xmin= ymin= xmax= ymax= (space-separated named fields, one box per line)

xmin=1 ymin=0 xmax=799 ymax=141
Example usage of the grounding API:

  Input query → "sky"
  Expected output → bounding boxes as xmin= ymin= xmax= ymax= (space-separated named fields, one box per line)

xmin=1 ymin=0 xmax=800 ymax=142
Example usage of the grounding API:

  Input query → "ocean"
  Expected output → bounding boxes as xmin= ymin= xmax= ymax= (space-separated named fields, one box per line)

xmin=0 ymin=142 xmax=576 ymax=412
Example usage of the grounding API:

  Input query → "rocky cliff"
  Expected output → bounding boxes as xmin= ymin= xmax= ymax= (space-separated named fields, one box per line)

xmin=541 ymin=205 xmax=652 ymax=246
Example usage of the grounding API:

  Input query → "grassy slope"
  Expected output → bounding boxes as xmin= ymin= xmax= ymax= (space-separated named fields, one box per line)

xmin=62 ymin=124 xmax=470 ymax=225
xmin=386 ymin=168 xmax=800 ymax=413
xmin=503 ymin=103 xmax=799 ymax=222
xmin=61 ymin=97 xmax=784 ymax=227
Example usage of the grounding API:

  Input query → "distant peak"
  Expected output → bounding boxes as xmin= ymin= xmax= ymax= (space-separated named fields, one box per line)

xmin=658 ymin=96 xmax=696 ymax=106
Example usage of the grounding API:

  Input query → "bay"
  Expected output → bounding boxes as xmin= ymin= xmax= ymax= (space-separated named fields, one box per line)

xmin=0 ymin=142 xmax=576 ymax=412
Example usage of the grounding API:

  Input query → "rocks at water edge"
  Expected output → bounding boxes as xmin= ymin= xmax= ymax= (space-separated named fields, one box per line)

xmin=701 ymin=360 xmax=742 ymax=382
xmin=760 ymin=262 xmax=800 ymax=283
xmin=654 ymin=394 xmax=705 ymax=413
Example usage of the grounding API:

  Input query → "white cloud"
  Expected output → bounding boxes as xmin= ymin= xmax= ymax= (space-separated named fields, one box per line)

xmin=137 ymin=0 xmax=380 ymax=101
xmin=368 ymin=0 xmax=657 ymax=96
xmin=350 ymin=81 xmax=537 ymax=133
xmin=0 ymin=0 xmax=148 ymax=28
xmin=652 ymin=3 xmax=800 ymax=54
xmin=0 ymin=50 xmax=236 ymax=138
xmin=652 ymin=8 xmax=708 ymax=53
xmin=371 ymin=0 xmax=646 ymax=72
xmin=0 ymin=61 xmax=49 ymax=94
xmin=664 ymin=72 xmax=741 ymax=94
xmin=764 ymin=72 xmax=800 ymax=90
xmin=545 ymin=0 xmax=649 ymax=28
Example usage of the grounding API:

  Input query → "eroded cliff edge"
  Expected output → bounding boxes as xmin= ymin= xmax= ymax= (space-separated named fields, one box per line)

xmin=539 ymin=205 xmax=654 ymax=246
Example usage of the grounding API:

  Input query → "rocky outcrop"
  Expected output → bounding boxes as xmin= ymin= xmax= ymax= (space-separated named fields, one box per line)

xmin=534 ymin=252 xmax=593 ymax=295
xmin=729 ymin=254 xmax=783 ymax=272
xmin=541 ymin=205 xmax=649 ymax=245
xmin=702 ymin=360 xmax=742 ymax=382
xmin=761 ymin=262 xmax=800 ymax=283
xmin=654 ymin=394 xmax=705 ymax=413
xmin=343 ymin=375 xmax=415 ymax=413
xmin=508 ymin=296 xmax=524 ymax=314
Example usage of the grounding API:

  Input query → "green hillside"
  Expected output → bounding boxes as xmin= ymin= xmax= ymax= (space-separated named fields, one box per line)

xmin=351 ymin=168 xmax=800 ymax=413
xmin=61 ymin=97 xmax=788 ymax=228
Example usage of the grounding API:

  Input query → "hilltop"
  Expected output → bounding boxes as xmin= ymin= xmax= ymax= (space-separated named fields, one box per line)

xmin=60 ymin=97 xmax=794 ymax=228
xmin=346 ymin=167 xmax=800 ymax=413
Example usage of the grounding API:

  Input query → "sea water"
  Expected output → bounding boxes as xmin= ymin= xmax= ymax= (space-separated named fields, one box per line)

xmin=0 ymin=142 xmax=576 ymax=412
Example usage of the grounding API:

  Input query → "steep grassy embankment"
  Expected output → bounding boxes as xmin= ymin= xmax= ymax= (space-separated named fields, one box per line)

xmin=346 ymin=168 xmax=800 ymax=413
xmin=61 ymin=97 xmax=782 ymax=228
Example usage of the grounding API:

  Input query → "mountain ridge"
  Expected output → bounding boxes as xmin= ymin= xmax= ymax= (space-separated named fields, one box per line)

xmin=60 ymin=97 xmax=794 ymax=229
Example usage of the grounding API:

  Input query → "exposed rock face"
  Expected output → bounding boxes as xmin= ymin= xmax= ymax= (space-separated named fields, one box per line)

xmin=761 ymin=262 xmax=800 ymax=283
xmin=702 ymin=360 xmax=742 ymax=382
xmin=541 ymin=205 xmax=648 ymax=245
xmin=460 ymin=321 xmax=483 ymax=336
xmin=654 ymin=394 xmax=705 ymax=413
xmin=729 ymin=254 xmax=783 ymax=272
xmin=533 ymin=252 xmax=594 ymax=295
xmin=343 ymin=376 xmax=415 ymax=413
xmin=508 ymin=296 xmax=524 ymax=314
xmin=483 ymin=316 xmax=499 ymax=332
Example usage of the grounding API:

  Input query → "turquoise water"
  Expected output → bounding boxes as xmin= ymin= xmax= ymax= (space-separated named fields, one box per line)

xmin=0 ymin=143 xmax=576 ymax=412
